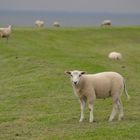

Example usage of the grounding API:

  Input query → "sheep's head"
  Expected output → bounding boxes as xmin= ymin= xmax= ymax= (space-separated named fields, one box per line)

xmin=65 ymin=70 xmax=86 ymax=86
xmin=8 ymin=25 xmax=12 ymax=29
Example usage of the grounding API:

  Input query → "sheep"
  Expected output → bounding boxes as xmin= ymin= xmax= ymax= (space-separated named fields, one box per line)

xmin=65 ymin=70 xmax=130 ymax=123
xmin=101 ymin=20 xmax=112 ymax=27
xmin=0 ymin=25 xmax=12 ymax=41
xmin=53 ymin=21 xmax=60 ymax=27
xmin=108 ymin=52 xmax=122 ymax=60
xmin=35 ymin=20 xmax=44 ymax=27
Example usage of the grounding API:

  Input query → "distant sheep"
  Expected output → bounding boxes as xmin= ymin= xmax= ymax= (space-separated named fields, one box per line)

xmin=53 ymin=21 xmax=60 ymax=27
xmin=108 ymin=52 xmax=122 ymax=60
xmin=65 ymin=70 xmax=130 ymax=123
xmin=0 ymin=25 xmax=12 ymax=41
xmin=35 ymin=20 xmax=44 ymax=27
xmin=101 ymin=20 xmax=112 ymax=27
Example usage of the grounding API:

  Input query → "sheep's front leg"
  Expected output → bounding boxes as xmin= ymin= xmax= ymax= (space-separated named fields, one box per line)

xmin=88 ymin=103 xmax=94 ymax=123
xmin=79 ymin=99 xmax=86 ymax=122
xmin=87 ymin=92 xmax=95 ymax=123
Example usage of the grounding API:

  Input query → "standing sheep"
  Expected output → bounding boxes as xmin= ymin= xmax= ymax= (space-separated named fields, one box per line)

xmin=65 ymin=70 xmax=130 ymax=123
xmin=108 ymin=52 xmax=122 ymax=60
xmin=53 ymin=21 xmax=60 ymax=27
xmin=35 ymin=20 xmax=44 ymax=27
xmin=0 ymin=25 xmax=12 ymax=41
xmin=101 ymin=20 xmax=112 ymax=27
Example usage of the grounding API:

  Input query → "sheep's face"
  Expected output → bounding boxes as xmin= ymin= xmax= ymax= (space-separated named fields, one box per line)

xmin=65 ymin=70 xmax=85 ymax=86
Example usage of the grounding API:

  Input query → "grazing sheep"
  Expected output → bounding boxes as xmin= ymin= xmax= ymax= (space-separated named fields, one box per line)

xmin=101 ymin=20 xmax=112 ymax=27
xmin=0 ymin=25 xmax=12 ymax=41
xmin=35 ymin=20 xmax=44 ymax=27
xmin=108 ymin=52 xmax=122 ymax=60
xmin=53 ymin=21 xmax=60 ymax=27
xmin=65 ymin=70 xmax=130 ymax=123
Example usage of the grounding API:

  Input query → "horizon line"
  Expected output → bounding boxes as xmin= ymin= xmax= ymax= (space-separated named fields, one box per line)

xmin=0 ymin=9 xmax=140 ymax=15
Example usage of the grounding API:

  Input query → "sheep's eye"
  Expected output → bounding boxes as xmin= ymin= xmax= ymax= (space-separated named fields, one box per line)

xmin=79 ymin=74 xmax=82 ymax=77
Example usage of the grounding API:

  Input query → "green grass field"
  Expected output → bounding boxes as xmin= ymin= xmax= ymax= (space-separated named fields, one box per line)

xmin=0 ymin=26 xmax=140 ymax=140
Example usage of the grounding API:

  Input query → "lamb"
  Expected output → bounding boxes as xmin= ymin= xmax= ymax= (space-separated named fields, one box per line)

xmin=101 ymin=20 xmax=112 ymax=27
xmin=35 ymin=20 xmax=44 ymax=27
xmin=0 ymin=25 xmax=12 ymax=41
xmin=65 ymin=70 xmax=130 ymax=123
xmin=108 ymin=52 xmax=122 ymax=60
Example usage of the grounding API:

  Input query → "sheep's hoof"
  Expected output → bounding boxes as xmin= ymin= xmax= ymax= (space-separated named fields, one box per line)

xmin=89 ymin=119 xmax=94 ymax=123
xmin=118 ymin=116 xmax=124 ymax=121
xmin=108 ymin=119 xmax=113 ymax=122
xmin=79 ymin=118 xmax=84 ymax=122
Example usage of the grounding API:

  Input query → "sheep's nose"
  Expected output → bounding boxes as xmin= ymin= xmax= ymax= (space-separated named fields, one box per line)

xmin=74 ymin=81 xmax=77 ymax=85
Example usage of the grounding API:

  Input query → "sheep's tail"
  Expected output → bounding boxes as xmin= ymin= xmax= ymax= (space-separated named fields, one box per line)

xmin=123 ymin=79 xmax=130 ymax=100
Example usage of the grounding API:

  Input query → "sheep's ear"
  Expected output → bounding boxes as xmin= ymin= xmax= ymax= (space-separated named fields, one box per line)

xmin=81 ymin=71 xmax=86 ymax=75
xmin=65 ymin=71 xmax=71 ymax=75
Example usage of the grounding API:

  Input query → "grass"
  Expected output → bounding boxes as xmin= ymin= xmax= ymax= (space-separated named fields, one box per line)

xmin=0 ymin=26 xmax=140 ymax=140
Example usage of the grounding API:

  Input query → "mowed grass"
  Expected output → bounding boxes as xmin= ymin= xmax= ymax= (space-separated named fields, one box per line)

xmin=0 ymin=26 xmax=140 ymax=140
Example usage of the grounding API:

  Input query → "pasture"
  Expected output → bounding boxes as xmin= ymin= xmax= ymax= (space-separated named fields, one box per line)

xmin=0 ymin=26 xmax=140 ymax=140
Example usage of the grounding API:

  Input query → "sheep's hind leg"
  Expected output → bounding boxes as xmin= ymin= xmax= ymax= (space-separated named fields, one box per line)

xmin=108 ymin=103 xmax=117 ymax=122
xmin=117 ymin=99 xmax=124 ymax=121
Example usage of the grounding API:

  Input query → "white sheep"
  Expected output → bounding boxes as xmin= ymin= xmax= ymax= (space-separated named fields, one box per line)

xmin=65 ymin=70 xmax=130 ymax=123
xmin=53 ymin=21 xmax=60 ymax=27
xmin=101 ymin=20 xmax=112 ymax=27
xmin=108 ymin=52 xmax=122 ymax=60
xmin=0 ymin=25 xmax=12 ymax=41
xmin=35 ymin=20 xmax=44 ymax=27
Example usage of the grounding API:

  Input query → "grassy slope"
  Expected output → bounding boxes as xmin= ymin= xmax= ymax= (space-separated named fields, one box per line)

xmin=0 ymin=26 xmax=140 ymax=140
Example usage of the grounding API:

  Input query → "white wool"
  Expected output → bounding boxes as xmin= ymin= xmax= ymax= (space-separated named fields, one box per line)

xmin=66 ymin=70 xmax=129 ymax=123
xmin=53 ymin=21 xmax=60 ymax=27
xmin=35 ymin=20 xmax=44 ymax=27
xmin=108 ymin=52 xmax=122 ymax=60
xmin=101 ymin=20 xmax=112 ymax=26
xmin=0 ymin=25 xmax=12 ymax=40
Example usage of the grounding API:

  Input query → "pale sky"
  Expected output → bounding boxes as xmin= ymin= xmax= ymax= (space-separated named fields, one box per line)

xmin=1 ymin=0 xmax=140 ymax=13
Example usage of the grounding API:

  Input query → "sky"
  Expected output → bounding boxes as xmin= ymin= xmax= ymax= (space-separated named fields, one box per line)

xmin=0 ymin=0 xmax=140 ymax=14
